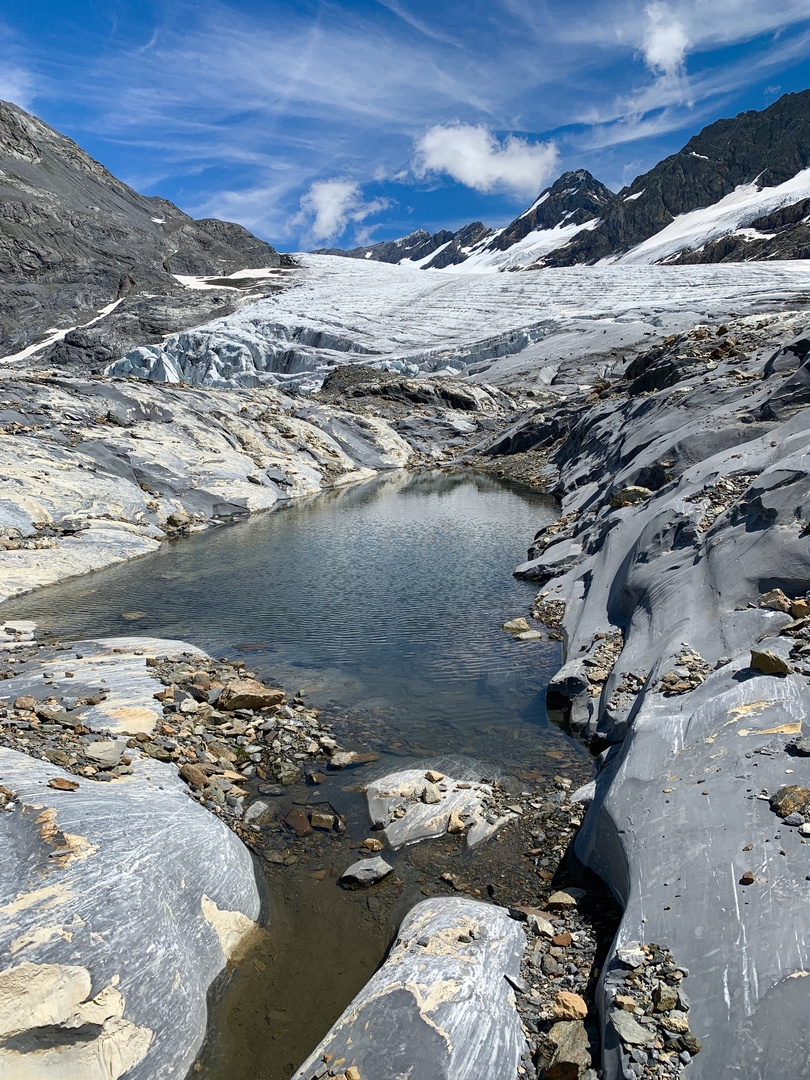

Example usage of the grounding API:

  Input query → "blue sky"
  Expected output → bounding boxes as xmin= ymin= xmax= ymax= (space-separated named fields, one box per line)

xmin=2 ymin=0 xmax=809 ymax=250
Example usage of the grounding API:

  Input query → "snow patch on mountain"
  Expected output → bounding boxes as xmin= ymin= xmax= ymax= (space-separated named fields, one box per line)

xmin=447 ymin=219 xmax=601 ymax=273
xmin=614 ymin=168 xmax=810 ymax=265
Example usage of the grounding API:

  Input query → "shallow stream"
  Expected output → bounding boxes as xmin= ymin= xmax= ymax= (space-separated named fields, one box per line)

xmin=7 ymin=469 xmax=592 ymax=1077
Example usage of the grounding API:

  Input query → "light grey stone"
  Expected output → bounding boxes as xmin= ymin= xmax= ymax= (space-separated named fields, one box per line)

xmin=290 ymin=898 xmax=526 ymax=1080
xmin=340 ymin=856 xmax=394 ymax=886
xmin=610 ymin=1010 xmax=656 ymax=1047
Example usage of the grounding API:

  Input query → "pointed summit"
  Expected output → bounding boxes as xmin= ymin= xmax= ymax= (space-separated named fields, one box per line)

xmin=486 ymin=170 xmax=617 ymax=253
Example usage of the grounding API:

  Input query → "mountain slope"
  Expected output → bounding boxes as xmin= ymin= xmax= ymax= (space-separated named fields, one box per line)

xmin=314 ymin=221 xmax=493 ymax=268
xmin=546 ymin=89 xmax=810 ymax=266
xmin=320 ymin=90 xmax=810 ymax=272
xmin=0 ymin=99 xmax=280 ymax=353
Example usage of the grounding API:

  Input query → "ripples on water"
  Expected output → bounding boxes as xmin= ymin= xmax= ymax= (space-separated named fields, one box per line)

xmin=9 ymin=470 xmax=575 ymax=768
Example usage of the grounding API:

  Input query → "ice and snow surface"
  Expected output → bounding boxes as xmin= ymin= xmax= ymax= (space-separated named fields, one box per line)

xmin=108 ymin=254 xmax=810 ymax=392
xmin=447 ymin=219 xmax=601 ymax=273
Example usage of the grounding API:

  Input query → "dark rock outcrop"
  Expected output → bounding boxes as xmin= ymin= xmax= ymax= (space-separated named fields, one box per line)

xmin=545 ymin=89 xmax=810 ymax=266
xmin=484 ymin=170 xmax=615 ymax=255
xmin=506 ymin=317 xmax=810 ymax=1078
xmin=0 ymin=99 xmax=280 ymax=354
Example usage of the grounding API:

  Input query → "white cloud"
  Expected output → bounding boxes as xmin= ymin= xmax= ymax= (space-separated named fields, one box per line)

xmin=293 ymin=179 xmax=391 ymax=244
xmin=642 ymin=3 xmax=690 ymax=75
xmin=413 ymin=124 xmax=559 ymax=198
xmin=0 ymin=62 xmax=34 ymax=110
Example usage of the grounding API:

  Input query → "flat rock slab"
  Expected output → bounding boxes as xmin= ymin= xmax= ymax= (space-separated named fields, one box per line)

xmin=365 ymin=768 xmax=516 ymax=849
xmin=290 ymin=897 xmax=527 ymax=1080
xmin=0 ymin=747 xmax=260 ymax=1080
xmin=0 ymin=636 xmax=205 ymax=736
xmin=340 ymin=856 xmax=393 ymax=886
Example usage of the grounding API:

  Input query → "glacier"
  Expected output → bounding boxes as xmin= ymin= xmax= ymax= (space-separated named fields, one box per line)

xmin=108 ymin=255 xmax=810 ymax=392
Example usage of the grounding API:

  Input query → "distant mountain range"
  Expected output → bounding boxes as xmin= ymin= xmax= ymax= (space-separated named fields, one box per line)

xmin=0 ymin=99 xmax=280 ymax=353
xmin=315 ymin=89 xmax=810 ymax=271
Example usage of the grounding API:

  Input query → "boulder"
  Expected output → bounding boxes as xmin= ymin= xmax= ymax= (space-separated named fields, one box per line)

xmin=179 ymin=763 xmax=209 ymax=790
xmin=217 ymin=680 xmax=284 ymax=712
xmin=536 ymin=1019 xmax=594 ymax=1080
xmin=290 ymin=898 xmax=525 ymax=1080
xmin=769 ymin=786 xmax=810 ymax=818
xmin=750 ymin=649 xmax=793 ymax=675
xmin=758 ymin=588 xmax=791 ymax=612
xmin=340 ymin=856 xmax=393 ymax=886
xmin=244 ymin=799 xmax=274 ymax=825
xmin=84 ymin=741 xmax=125 ymax=768
xmin=0 ymin=747 xmax=259 ymax=1080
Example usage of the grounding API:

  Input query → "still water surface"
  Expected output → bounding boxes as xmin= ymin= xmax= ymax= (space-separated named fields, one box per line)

xmin=7 ymin=469 xmax=592 ymax=1079
xmin=10 ymin=470 xmax=569 ymax=767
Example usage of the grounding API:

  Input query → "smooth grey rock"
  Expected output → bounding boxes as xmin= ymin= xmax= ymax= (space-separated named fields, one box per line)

xmin=0 ymin=635 xmax=262 ymax=1079
xmin=290 ymin=898 xmax=526 ymax=1080
xmin=84 ymin=740 xmax=125 ymax=768
xmin=340 ymin=856 xmax=394 ymax=886
xmin=0 ymin=376 xmax=411 ymax=604
xmin=520 ymin=319 xmax=810 ymax=1079
xmin=0 ymin=749 xmax=260 ymax=1080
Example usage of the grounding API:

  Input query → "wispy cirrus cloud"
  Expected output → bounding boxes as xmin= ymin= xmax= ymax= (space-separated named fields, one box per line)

xmin=0 ymin=19 xmax=36 ymax=111
xmin=3 ymin=0 xmax=809 ymax=247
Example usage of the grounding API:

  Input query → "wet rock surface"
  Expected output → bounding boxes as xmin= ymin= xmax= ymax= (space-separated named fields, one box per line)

xmin=289 ymin=897 xmax=528 ymax=1080
xmin=0 ymin=372 xmax=417 ymax=603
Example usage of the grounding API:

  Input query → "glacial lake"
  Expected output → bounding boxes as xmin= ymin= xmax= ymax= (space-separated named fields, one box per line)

xmin=10 ymin=469 xmax=579 ymax=771
xmin=7 ymin=468 xmax=595 ymax=1078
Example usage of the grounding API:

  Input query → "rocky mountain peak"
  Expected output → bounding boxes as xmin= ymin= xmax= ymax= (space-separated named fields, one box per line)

xmin=485 ymin=169 xmax=617 ymax=254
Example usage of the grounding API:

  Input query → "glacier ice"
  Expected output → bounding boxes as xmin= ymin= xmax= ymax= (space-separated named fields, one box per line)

xmin=107 ymin=255 xmax=810 ymax=392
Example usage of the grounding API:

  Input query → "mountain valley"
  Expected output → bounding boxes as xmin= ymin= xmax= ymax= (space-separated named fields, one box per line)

xmin=1 ymin=89 xmax=810 ymax=1080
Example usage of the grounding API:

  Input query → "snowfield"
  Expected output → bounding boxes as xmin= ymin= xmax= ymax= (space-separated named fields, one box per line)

xmin=108 ymin=254 xmax=810 ymax=392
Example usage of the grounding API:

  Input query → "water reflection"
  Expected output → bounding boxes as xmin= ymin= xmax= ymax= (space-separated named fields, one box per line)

xmin=7 ymin=470 xmax=571 ymax=766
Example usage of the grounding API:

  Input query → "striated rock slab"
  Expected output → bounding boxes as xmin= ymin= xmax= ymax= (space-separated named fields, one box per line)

xmin=0 ymin=374 xmax=410 ymax=603
xmin=0 ymin=748 xmax=260 ymax=1080
xmin=0 ymin=634 xmax=262 ymax=1079
xmin=290 ymin=897 xmax=526 ymax=1080
xmin=0 ymin=635 xmax=205 ymax=736
xmin=516 ymin=319 xmax=810 ymax=1078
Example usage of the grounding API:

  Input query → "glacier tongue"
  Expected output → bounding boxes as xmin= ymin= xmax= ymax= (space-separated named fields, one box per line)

xmin=107 ymin=254 xmax=810 ymax=392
